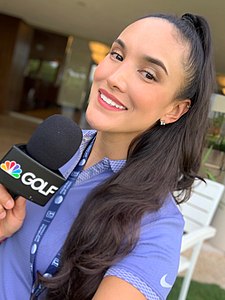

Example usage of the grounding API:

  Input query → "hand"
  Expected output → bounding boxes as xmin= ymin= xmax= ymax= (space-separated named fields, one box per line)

xmin=0 ymin=184 xmax=26 ymax=240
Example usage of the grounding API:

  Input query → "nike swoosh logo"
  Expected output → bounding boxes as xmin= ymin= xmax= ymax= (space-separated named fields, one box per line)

xmin=160 ymin=274 xmax=173 ymax=288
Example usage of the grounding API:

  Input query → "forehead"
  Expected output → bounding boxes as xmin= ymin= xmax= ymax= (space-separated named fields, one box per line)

xmin=119 ymin=17 xmax=180 ymax=46
xmin=119 ymin=17 xmax=184 ymax=51
xmin=117 ymin=17 xmax=187 ymax=74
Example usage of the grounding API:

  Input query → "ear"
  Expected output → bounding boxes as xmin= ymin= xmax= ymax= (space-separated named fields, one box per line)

xmin=162 ymin=99 xmax=191 ymax=124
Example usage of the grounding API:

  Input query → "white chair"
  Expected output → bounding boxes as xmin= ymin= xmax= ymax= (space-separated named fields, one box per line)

xmin=177 ymin=178 xmax=225 ymax=300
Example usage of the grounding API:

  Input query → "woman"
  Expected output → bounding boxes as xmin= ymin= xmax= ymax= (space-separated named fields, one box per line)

xmin=0 ymin=13 xmax=215 ymax=300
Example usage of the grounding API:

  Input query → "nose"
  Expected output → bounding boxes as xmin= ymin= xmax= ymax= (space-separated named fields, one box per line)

xmin=107 ymin=63 xmax=128 ymax=92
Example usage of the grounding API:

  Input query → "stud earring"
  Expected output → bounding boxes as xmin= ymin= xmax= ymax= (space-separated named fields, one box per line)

xmin=187 ymin=104 xmax=191 ymax=109
xmin=160 ymin=120 xmax=166 ymax=126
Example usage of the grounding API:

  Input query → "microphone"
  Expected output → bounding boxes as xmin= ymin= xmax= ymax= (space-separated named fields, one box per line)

xmin=0 ymin=115 xmax=83 ymax=206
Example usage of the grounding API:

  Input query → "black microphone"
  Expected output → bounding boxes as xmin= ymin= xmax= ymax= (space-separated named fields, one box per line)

xmin=0 ymin=115 xmax=83 ymax=206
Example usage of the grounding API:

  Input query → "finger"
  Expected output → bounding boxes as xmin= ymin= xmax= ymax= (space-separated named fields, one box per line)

xmin=0 ymin=184 xmax=14 ymax=209
xmin=12 ymin=197 xmax=26 ymax=221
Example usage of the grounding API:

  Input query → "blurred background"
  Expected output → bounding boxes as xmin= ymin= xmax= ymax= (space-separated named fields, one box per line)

xmin=0 ymin=0 xmax=225 ymax=123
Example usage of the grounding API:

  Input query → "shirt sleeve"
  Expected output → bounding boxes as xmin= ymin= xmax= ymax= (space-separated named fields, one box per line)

xmin=104 ymin=196 xmax=184 ymax=300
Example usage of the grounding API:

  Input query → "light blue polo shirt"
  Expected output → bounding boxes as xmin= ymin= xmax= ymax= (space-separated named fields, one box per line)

xmin=0 ymin=130 xmax=184 ymax=300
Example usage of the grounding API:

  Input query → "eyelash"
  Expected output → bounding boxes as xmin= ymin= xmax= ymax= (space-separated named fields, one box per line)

xmin=110 ymin=51 xmax=123 ymax=61
xmin=139 ymin=70 xmax=157 ymax=82
xmin=110 ymin=50 xmax=157 ymax=82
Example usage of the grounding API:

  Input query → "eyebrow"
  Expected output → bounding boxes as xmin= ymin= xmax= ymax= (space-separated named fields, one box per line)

xmin=114 ymin=38 xmax=168 ymax=76
xmin=114 ymin=38 xmax=126 ymax=49
xmin=143 ymin=55 xmax=168 ymax=76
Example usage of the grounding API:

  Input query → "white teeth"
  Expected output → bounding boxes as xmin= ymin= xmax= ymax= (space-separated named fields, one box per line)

xmin=100 ymin=93 xmax=126 ymax=110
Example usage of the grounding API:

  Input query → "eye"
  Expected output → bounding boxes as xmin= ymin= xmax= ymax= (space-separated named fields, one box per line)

xmin=110 ymin=51 xmax=123 ymax=62
xmin=138 ymin=70 xmax=157 ymax=82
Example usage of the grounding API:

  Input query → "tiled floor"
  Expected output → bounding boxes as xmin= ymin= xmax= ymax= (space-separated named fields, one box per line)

xmin=0 ymin=112 xmax=225 ymax=290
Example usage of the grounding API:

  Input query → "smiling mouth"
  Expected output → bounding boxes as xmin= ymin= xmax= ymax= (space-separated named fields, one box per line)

xmin=100 ymin=93 xmax=127 ymax=110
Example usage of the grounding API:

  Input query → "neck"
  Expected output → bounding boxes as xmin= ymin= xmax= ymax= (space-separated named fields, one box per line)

xmin=84 ymin=131 xmax=134 ymax=169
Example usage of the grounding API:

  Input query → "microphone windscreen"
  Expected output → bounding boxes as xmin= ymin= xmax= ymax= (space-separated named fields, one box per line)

xmin=26 ymin=114 xmax=83 ymax=170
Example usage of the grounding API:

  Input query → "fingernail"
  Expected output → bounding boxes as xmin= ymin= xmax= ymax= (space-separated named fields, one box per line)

xmin=5 ymin=199 xmax=14 ymax=209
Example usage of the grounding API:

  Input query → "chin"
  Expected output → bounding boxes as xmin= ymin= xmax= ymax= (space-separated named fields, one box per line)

xmin=85 ymin=108 xmax=102 ymax=131
xmin=86 ymin=113 xmax=115 ymax=133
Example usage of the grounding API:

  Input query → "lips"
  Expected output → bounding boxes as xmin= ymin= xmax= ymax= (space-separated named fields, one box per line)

xmin=98 ymin=88 xmax=127 ymax=110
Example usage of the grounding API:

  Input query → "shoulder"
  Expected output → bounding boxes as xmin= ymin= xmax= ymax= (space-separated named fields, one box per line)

xmin=139 ymin=193 xmax=184 ymax=243
xmin=143 ymin=193 xmax=184 ymax=227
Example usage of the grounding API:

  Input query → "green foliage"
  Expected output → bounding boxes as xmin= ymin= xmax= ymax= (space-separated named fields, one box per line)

xmin=168 ymin=277 xmax=225 ymax=300
xmin=201 ymin=145 xmax=217 ymax=181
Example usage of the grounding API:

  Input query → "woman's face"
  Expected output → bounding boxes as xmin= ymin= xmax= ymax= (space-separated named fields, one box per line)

xmin=86 ymin=17 xmax=189 ymax=139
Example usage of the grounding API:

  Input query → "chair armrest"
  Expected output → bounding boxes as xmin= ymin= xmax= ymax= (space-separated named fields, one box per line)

xmin=181 ymin=226 xmax=216 ymax=253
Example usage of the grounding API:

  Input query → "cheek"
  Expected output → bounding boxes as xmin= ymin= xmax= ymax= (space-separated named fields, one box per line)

xmin=132 ymin=87 xmax=173 ymax=116
xmin=93 ymin=60 xmax=108 ymax=82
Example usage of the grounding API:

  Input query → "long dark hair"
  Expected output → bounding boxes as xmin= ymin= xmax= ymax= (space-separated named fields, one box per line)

xmin=42 ymin=13 xmax=215 ymax=299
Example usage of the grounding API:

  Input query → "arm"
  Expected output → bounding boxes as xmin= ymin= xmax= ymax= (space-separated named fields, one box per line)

xmin=93 ymin=276 xmax=146 ymax=300
xmin=92 ymin=197 xmax=184 ymax=300
xmin=0 ymin=184 xmax=26 ymax=241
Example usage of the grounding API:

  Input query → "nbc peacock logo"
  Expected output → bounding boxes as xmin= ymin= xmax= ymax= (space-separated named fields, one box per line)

xmin=0 ymin=160 xmax=22 ymax=179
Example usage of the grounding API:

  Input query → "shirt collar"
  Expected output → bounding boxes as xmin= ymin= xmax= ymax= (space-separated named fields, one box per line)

xmin=107 ymin=158 xmax=126 ymax=173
